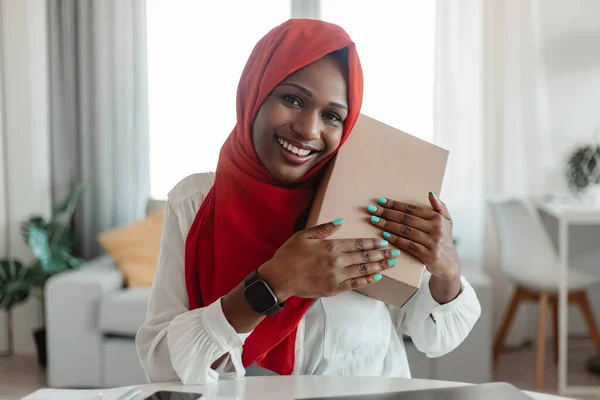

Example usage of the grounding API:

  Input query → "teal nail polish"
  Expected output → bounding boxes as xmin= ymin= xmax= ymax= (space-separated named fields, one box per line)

xmin=430 ymin=192 xmax=439 ymax=200
xmin=388 ymin=259 xmax=397 ymax=267
xmin=382 ymin=232 xmax=391 ymax=239
xmin=367 ymin=204 xmax=377 ymax=213
xmin=377 ymin=196 xmax=387 ymax=205
xmin=380 ymin=240 xmax=389 ymax=247
xmin=391 ymin=249 xmax=401 ymax=257
xmin=332 ymin=218 xmax=345 ymax=226
xmin=374 ymin=273 xmax=383 ymax=281
xmin=371 ymin=216 xmax=380 ymax=223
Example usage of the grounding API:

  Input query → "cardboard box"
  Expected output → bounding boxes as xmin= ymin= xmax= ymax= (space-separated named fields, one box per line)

xmin=306 ymin=114 xmax=449 ymax=307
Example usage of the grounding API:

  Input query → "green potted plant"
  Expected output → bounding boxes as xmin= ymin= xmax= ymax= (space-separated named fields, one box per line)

xmin=0 ymin=184 xmax=84 ymax=365
xmin=565 ymin=143 xmax=600 ymax=195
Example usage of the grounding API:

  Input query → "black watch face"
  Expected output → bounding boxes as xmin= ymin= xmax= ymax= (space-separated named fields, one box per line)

xmin=246 ymin=281 xmax=276 ymax=312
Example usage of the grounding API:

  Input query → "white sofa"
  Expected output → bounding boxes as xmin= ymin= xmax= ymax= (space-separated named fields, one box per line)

xmin=45 ymin=199 xmax=166 ymax=388
xmin=46 ymin=255 xmax=150 ymax=388
xmin=45 ymin=201 xmax=492 ymax=388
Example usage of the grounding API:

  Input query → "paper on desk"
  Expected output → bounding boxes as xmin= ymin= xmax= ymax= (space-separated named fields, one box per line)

xmin=21 ymin=386 xmax=150 ymax=400
xmin=23 ymin=387 xmax=238 ymax=400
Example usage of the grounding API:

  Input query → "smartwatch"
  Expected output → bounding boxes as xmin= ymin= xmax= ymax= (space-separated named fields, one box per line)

xmin=244 ymin=270 xmax=284 ymax=316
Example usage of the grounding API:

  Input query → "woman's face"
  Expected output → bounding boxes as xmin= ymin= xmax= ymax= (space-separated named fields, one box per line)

xmin=252 ymin=55 xmax=349 ymax=184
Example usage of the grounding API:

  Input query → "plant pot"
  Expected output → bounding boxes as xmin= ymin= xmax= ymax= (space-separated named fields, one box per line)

xmin=587 ymin=183 xmax=600 ymax=205
xmin=33 ymin=327 xmax=47 ymax=368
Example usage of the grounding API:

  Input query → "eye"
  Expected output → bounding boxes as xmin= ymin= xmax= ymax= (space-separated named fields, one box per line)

xmin=282 ymin=94 xmax=302 ymax=107
xmin=323 ymin=111 xmax=342 ymax=123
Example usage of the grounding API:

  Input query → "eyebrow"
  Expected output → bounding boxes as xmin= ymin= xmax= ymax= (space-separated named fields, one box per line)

xmin=277 ymin=82 xmax=348 ymax=110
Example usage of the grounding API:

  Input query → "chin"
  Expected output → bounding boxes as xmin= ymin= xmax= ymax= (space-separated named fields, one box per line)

xmin=273 ymin=169 xmax=306 ymax=184
xmin=268 ymin=163 xmax=311 ymax=184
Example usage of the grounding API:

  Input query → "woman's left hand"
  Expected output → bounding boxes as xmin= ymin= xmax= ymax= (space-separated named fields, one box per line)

xmin=367 ymin=192 xmax=460 ymax=283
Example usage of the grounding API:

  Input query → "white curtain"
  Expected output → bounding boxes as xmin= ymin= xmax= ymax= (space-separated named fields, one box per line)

xmin=434 ymin=0 xmax=485 ymax=264
xmin=435 ymin=0 xmax=554 ymax=345
xmin=48 ymin=0 xmax=150 ymax=258
xmin=321 ymin=0 xmax=435 ymax=142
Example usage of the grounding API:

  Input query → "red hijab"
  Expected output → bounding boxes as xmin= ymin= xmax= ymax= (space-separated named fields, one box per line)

xmin=185 ymin=19 xmax=364 ymax=375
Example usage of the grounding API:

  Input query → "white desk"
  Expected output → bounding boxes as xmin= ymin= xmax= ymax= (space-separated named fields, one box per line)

xmin=24 ymin=376 xmax=577 ymax=400
xmin=537 ymin=202 xmax=600 ymax=397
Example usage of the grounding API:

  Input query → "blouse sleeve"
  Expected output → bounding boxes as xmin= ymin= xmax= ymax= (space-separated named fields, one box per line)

xmin=135 ymin=198 xmax=250 ymax=384
xmin=388 ymin=270 xmax=482 ymax=358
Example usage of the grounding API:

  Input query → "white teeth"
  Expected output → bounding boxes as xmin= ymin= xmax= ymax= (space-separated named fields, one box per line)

xmin=277 ymin=137 xmax=312 ymax=157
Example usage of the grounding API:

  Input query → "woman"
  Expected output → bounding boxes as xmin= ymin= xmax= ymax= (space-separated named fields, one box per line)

xmin=136 ymin=18 xmax=481 ymax=384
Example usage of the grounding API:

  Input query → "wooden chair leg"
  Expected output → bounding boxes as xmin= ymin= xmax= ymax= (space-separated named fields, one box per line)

xmin=493 ymin=287 xmax=524 ymax=365
xmin=575 ymin=291 xmax=600 ymax=356
xmin=550 ymin=296 xmax=559 ymax=364
xmin=536 ymin=292 xmax=549 ymax=391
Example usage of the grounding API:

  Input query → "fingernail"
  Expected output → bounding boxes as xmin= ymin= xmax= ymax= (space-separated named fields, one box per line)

xmin=388 ymin=259 xmax=397 ymax=267
xmin=367 ymin=204 xmax=377 ymax=213
xmin=391 ymin=249 xmax=401 ymax=257
xmin=380 ymin=240 xmax=389 ymax=247
xmin=377 ymin=197 xmax=387 ymax=205
xmin=430 ymin=192 xmax=438 ymax=200
xmin=382 ymin=232 xmax=391 ymax=239
xmin=332 ymin=218 xmax=345 ymax=226
xmin=371 ymin=216 xmax=380 ymax=223
xmin=374 ymin=273 xmax=383 ymax=281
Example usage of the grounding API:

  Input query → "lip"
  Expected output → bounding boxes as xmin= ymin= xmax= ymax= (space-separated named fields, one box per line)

xmin=275 ymin=135 xmax=321 ymax=152
xmin=274 ymin=135 xmax=319 ymax=166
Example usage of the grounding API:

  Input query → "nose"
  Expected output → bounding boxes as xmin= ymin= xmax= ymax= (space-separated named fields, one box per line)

xmin=291 ymin=110 xmax=321 ymax=141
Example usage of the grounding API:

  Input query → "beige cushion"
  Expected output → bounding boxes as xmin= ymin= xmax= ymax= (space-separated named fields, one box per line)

xmin=97 ymin=209 xmax=165 ymax=287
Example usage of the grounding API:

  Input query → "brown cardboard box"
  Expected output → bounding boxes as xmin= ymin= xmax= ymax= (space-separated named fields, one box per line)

xmin=306 ymin=114 xmax=449 ymax=307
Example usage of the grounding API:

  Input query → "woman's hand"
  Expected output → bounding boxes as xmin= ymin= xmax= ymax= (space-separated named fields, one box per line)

xmin=367 ymin=193 xmax=462 ymax=303
xmin=258 ymin=219 xmax=400 ymax=302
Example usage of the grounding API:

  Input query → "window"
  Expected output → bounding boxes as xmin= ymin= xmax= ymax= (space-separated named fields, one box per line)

xmin=321 ymin=0 xmax=435 ymax=142
xmin=147 ymin=1 xmax=435 ymax=199
xmin=146 ymin=1 xmax=290 ymax=198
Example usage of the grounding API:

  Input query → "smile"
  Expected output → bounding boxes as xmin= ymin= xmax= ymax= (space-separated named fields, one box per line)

xmin=275 ymin=136 xmax=319 ymax=165
xmin=276 ymin=137 xmax=315 ymax=157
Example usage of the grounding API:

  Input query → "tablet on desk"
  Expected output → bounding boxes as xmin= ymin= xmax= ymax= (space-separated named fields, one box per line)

xmin=141 ymin=391 xmax=203 ymax=400
xmin=298 ymin=382 xmax=534 ymax=400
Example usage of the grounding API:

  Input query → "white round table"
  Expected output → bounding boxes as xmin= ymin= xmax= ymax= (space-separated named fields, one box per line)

xmin=135 ymin=376 xmax=574 ymax=400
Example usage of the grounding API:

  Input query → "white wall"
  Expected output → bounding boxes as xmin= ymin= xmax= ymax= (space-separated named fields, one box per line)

xmin=490 ymin=0 xmax=600 ymax=346
xmin=540 ymin=0 xmax=600 ymax=337
xmin=0 ymin=0 xmax=51 ymax=354
xmin=542 ymin=1 xmax=600 ymax=155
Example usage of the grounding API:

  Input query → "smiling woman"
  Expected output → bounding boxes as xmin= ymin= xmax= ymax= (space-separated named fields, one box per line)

xmin=136 ymin=18 xmax=481 ymax=386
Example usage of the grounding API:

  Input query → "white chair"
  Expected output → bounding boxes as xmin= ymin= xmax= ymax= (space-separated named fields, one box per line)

xmin=487 ymin=198 xmax=600 ymax=391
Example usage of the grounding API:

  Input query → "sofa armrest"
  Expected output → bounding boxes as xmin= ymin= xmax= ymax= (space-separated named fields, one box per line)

xmin=46 ymin=256 xmax=124 ymax=388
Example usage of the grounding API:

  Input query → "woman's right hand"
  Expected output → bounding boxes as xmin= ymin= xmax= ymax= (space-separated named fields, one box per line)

xmin=257 ymin=218 xmax=399 ymax=302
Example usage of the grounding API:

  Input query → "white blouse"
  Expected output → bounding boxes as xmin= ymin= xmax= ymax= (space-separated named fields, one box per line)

xmin=135 ymin=174 xmax=482 ymax=385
